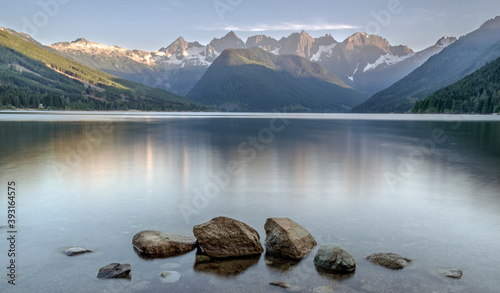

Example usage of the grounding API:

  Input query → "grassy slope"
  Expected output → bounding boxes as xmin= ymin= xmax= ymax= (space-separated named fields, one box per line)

xmin=0 ymin=30 xmax=208 ymax=111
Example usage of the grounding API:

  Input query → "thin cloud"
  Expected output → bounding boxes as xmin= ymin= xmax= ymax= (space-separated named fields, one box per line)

xmin=200 ymin=23 xmax=359 ymax=32
xmin=158 ymin=7 xmax=172 ymax=13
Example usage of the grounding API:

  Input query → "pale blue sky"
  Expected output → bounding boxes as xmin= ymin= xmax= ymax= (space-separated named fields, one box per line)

xmin=1 ymin=0 xmax=499 ymax=51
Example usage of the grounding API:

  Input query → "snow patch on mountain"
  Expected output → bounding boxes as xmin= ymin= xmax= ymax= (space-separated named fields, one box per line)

xmin=270 ymin=47 xmax=281 ymax=55
xmin=348 ymin=63 xmax=359 ymax=81
xmin=310 ymin=43 xmax=337 ymax=62
xmin=363 ymin=52 xmax=415 ymax=72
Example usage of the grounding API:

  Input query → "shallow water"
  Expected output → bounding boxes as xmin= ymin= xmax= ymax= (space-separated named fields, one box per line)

xmin=1 ymin=112 xmax=500 ymax=292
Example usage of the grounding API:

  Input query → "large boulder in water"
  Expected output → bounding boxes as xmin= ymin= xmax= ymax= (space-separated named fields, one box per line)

xmin=264 ymin=218 xmax=317 ymax=260
xmin=366 ymin=252 xmax=412 ymax=270
xmin=314 ymin=245 xmax=356 ymax=274
xmin=132 ymin=231 xmax=197 ymax=257
xmin=193 ymin=216 xmax=263 ymax=258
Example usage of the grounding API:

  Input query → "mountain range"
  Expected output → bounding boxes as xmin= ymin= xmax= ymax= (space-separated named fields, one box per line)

xmin=353 ymin=16 xmax=500 ymax=113
xmin=48 ymin=31 xmax=455 ymax=96
xmin=187 ymin=47 xmax=368 ymax=112
xmin=1 ymin=15 xmax=500 ymax=113
xmin=0 ymin=28 xmax=209 ymax=111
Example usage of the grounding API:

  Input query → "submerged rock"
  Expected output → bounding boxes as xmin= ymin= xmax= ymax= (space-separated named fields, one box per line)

xmin=132 ymin=230 xmax=197 ymax=258
xmin=313 ymin=286 xmax=336 ymax=293
xmin=195 ymin=254 xmax=212 ymax=263
xmin=366 ymin=252 xmax=412 ymax=270
xmin=314 ymin=245 xmax=356 ymax=274
xmin=269 ymin=282 xmax=302 ymax=291
xmin=63 ymin=247 xmax=93 ymax=256
xmin=97 ymin=263 xmax=131 ymax=279
xmin=439 ymin=268 xmax=463 ymax=279
xmin=193 ymin=216 xmax=263 ymax=258
xmin=159 ymin=271 xmax=181 ymax=283
xmin=264 ymin=218 xmax=317 ymax=260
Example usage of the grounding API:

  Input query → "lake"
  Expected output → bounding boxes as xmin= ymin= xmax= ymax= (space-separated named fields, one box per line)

xmin=1 ymin=111 xmax=500 ymax=293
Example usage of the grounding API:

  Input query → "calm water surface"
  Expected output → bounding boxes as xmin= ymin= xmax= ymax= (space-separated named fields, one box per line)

xmin=1 ymin=112 xmax=500 ymax=293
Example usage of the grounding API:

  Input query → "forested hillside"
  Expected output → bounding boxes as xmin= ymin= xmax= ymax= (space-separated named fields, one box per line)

xmin=352 ymin=16 xmax=500 ymax=113
xmin=0 ymin=30 xmax=209 ymax=111
xmin=412 ymin=57 xmax=500 ymax=113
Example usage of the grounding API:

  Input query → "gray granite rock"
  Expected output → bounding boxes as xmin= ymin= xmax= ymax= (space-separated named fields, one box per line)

xmin=132 ymin=230 xmax=197 ymax=257
xmin=96 ymin=263 xmax=131 ymax=279
xmin=314 ymin=245 xmax=356 ymax=274
xmin=439 ymin=268 xmax=463 ymax=279
xmin=63 ymin=247 xmax=93 ymax=256
xmin=366 ymin=252 xmax=412 ymax=270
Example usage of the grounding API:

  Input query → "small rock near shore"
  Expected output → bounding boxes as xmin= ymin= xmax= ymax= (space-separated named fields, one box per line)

xmin=63 ymin=247 xmax=93 ymax=256
xmin=314 ymin=245 xmax=356 ymax=274
xmin=132 ymin=231 xmax=197 ymax=257
xmin=97 ymin=263 xmax=131 ymax=279
xmin=439 ymin=268 xmax=463 ymax=279
xmin=366 ymin=252 xmax=412 ymax=270
xmin=269 ymin=282 xmax=302 ymax=292
xmin=193 ymin=216 xmax=263 ymax=258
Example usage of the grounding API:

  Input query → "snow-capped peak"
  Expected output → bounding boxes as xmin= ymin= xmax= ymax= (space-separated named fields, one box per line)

xmin=50 ymin=38 xmax=157 ymax=65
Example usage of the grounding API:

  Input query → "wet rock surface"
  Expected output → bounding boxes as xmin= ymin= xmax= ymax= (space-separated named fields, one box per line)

xmin=439 ymin=268 xmax=463 ymax=279
xmin=63 ymin=247 xmax=93 ymax=256
xmin=96 ymin=263 xmax=131 ymax=279
xmin=132 ymin=230 xmax=197 ymax=258
xmin=314 ymin=245 xmax=356 ymax=274
xmin=269 ymin=282 xmax=302 ymax=291
xmin=366 ymin=253 xmax=412 ymax=270
xmin=264 ymin=218 xmax=317 ymax=260
xmin=193 ymin=216 xmax=263 ymax=258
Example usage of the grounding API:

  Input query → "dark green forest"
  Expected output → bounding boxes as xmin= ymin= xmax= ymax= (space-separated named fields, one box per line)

xmin=412 ymin=56 xmax=500 ymax=114
xmin=0 ymin=30 xmax=210 ymax=111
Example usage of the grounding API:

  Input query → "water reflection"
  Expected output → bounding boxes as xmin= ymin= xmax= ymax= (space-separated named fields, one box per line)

xmin=315 ymin=269 xmax=356 ymax=280
xmin=264 ymin=253 xmax=301 ymax=272
xmin=194 ymin=254 xmax=260 ymax=277
xmin=1 ymin=114 xmax=500 ymax=292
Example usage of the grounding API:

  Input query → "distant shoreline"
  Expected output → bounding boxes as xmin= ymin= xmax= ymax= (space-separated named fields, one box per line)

xmin=1 ymin=110 xmax=499 ymax=122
